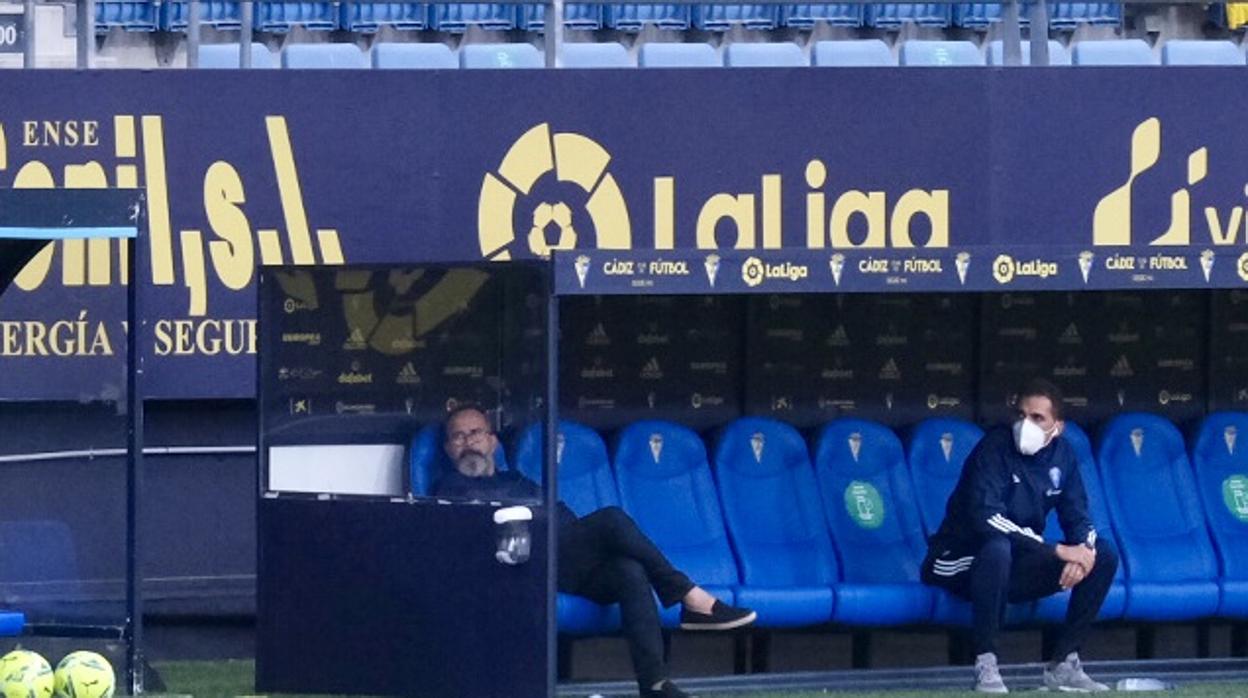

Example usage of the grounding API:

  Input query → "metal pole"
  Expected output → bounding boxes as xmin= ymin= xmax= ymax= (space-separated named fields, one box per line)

xmin=543 ymin=0 xmax=563 ymax=68
xmin=187 ymin=0 xmax=200 ymax=68
xmin=1002 ymin=0 xmax=1022 ymax=66
xmin=22 ymin=0 xmax=34 ymax=68
xmin=1029 ymin=0 xmax=1051 ymax=66
xmin=76 ymin=0 xmax=93 ymax=69
xmin=543 ymin=271 xmax=559 ymax=698
xmin=240 ymin=0 xmax=253 ymax=68
xmin=125 ymin=198 xmax=147 ymax=695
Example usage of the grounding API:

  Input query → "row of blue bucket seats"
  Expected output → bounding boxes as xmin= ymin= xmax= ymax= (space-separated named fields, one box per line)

xmin=97 ymin=1 xmax=1122 ymax=33
xmin=202 ymin=38 xmax=1247 ymax=68
xmin=411 ymin=412 xmax=1248 ymax=634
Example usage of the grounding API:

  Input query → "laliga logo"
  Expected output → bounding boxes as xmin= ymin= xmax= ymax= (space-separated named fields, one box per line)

xmin=992 ymin=254 xmax=1058 ymax=284
xmin=742 ymin=256 xmax=809 ymax=287
xmin=478 ymin=123 xmax=631 ymax=260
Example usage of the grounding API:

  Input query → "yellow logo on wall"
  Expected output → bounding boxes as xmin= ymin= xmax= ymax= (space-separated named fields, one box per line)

xmin=477 ymin=123 xmax=631 ymax=260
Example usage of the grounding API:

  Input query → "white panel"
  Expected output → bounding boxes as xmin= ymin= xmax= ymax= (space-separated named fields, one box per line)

xmin=269 ymin=444 xmax=405 ymax=496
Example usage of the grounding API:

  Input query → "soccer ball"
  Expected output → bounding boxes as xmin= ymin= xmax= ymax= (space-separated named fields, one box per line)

xmin=52 ymin=652 xmax=113 ymax=698
xmin=0 ymin=650 xmax=53 ymax=698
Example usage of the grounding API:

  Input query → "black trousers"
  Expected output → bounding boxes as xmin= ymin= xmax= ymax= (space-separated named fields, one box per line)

xmin=558 ymin=506 xmax=695 ymax=690
xmin=922 ymin=537 xmax=1118 ymax=659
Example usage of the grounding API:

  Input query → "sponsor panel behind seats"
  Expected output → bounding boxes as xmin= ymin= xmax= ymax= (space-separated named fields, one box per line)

xmin=1188 ymin=412 xmax=1248 ymax=618
xmin=813 ymin=418 xmax=934 ymax=625
xmin=1097 ymin=413 xmax=1219 ymax=620
xmin=713 ymin=417 xmax=836 ymax=627
xmin=1034 ymin=422 xmax=1127 ymax=623
xmin=515 ymin=420 xmax=623 ymax=634
xmin=613 ymin=421 xmax=739 ymax=627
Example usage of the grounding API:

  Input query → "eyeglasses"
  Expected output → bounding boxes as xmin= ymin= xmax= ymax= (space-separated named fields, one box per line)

xmin=447 ymin=427 xmax=492 ymax=446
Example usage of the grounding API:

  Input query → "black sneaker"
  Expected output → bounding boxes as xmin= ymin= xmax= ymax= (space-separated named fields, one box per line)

xmin=678 ymin=600 xmax=757 ymax=631
xmin=641 ymin=679 xmax=694 ymax=698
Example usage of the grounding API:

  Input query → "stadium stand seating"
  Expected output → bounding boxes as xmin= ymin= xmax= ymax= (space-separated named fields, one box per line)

xmin=515 ymin=421 xmax=623 ymax=634
xmin=1161 ymin=40 xmax=1245 ymax=65
xmin=1097 ymin=413 xmax=1220 ymax=620
xmin=693 ymin=4 xmax=781 ymax=31
xmin=1049 ymin=1 xmax=1123 ymax=28
xmin=638 ymin=43 xmax=721 ymax=68
xmin=986 ymin=39 xmax=1072 ymax=65
xmin=813 ymin=419 xmax=934 ymax=625
xmin=725 ymin=42 xmax=806 ymax=67
xmin=199 ymin=43 xmax=276 ymax=69
xmin=281 ymin=43 xmax=369 ymax=68
xmin=560 ymin=42 xmax=634 ymax=68
xmin=409 ymin=423 xmax=510 ymax=496
xmin=1072 ymin=38 xmax=1156 ymax=65
xmin=899 ymin=40 xmax=984 ymax=66
xmin=604 ymin=4 xmax=692 ymax=31
xmin=781 ymin=4 xmax=863 ymax=28
xmin=372 ymin=42 xmax=457 ymax=69
xmin=613 ymin=420 xmax=739 ymax=626
xmin=461 ymin=42 xmax=544 ymax=68
xmin=339 ymin=2 xmax=431 ymax=32
xmin=256 ymin=2 xmax=338 ymax=31
xmin=162 ymin=1 xmax=244 ymax=30
xmin=866 ymin=3 xmax=952 ymax=28
xmin=520 ymin=4 xmax=604 ymax=30
xmin=1188 ymin=412 xmax=1248 ymax=618
xmin=432 ymin=3 xmax=517 ymax=31
xmin=713 ymin=418 xmax=837 ymax=627
xmin=813 ymin=39 xmax=895 ymax=66
xmin=95 ymin=1 xmax=160 ymax=33
xmin=954 ymin=2 xmax=1023 ymax=30
xmin=1032 ymin=422 xmax=1127 ymax=623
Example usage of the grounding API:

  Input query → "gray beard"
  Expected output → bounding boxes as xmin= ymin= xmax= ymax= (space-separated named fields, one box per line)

xmin=456 ymin=451 xmax=491 ymax=478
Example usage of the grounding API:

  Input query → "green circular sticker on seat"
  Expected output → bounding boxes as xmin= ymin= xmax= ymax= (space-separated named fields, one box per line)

xmin=844 ymin=480 xmax=885 ymax=529
xmin=1222 ymin=474 xmax=1248 ymax=523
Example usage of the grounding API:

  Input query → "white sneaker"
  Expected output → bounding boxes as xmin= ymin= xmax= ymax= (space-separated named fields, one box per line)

xmin=1043 ymin=652 xmax=1110 ymax=692
xmin=975 ymin=652 xmax=1009 ymax=694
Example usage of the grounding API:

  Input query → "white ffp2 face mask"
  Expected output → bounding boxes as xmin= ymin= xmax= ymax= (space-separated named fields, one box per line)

xmin=1013 ymin=418 xmax=1050 ymax=456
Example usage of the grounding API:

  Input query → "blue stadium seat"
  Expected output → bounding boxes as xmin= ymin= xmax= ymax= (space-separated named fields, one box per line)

xmin=162 ymin=1 xmax=244 ymax=30
xmin=814 ymin=419 xmax=934 ymax=625
xmin=1189 ymin=412 xmax=1248 ymax=618
xmin=1162 ymin=40 xmax=1245 ymax=65
xmin=782 ymin=4 xmax=862 ymax=28
xmin=725 ymin=43 xmax=806 ymax=67
xmin=432 ymin=4 xmax=516 ymax=31
xmin=520 ymin=4 xmax=604 ymax=30
xmin=372 ymin=43 xmax=457 ymax=69
xmin=638 ymin=43 xmax=721 ymax=68
xmin=1032 ymin=422 xmax=1127 ymax=623
xmin=986 ymin=39 xmax=1071 ymax=65
xmin=560 ymin=42 xmax=634 ymax=68
xmin=713 ymin=418 xmax=836 ymax=627
xmin=866 ymin=3 xmax=952 ymax=28
xmin=95 ymin=1 xmax=160 ymax=32
xmin=693 ymin=5 xmax=781 ymax=30
xmin=1050 ymin=2 xmax=1122 ymax=28
xmin=282 ymin=44 xmax=369 ymax=69
xmin=813 ymin=39 xmax=895 ymax=66
xmin=0 ymin=613 xmax=22 ymax=637
xmin=954 ymin=2 xmax=1027 ymax=29
xmin=515 ymin=421 xmax=623 ymax=634
xmin=1097 ymin=413 xmax=1219 ymax=620
xmin=1072 ymin=39 xmax=1155 ymax=65
xmin=339 ymin=3 xmax=429 ymax=32
xmin=199 ymin=43 xmax=276 ymax=69
xmin=900 ymin=40 xmax=983 ymax=66
xmin=613 ymin=421 xmax=739 ymax=626
xmin=604 ymin=5 xmax=691 ymax=31
xmin=460 ymin=43 xmax=544 ymax=68
xmin=257 ymin=2 xmax=338 ymax=31
xmin=410 ymin=423 xmax=511 ymax=497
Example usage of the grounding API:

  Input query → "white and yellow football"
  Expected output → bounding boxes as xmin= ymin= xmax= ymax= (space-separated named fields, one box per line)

xmin=0 ymin=650 xmax=53 ymax=698
xmin=52 ymin=652 xmax=113 ymax=698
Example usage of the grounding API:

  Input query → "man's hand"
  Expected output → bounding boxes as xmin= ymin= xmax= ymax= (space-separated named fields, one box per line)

xmin=1059 ymin=561 xmax=1088 ymax=589
xmin=1055 ymin=543 xmax=1096 ymax=575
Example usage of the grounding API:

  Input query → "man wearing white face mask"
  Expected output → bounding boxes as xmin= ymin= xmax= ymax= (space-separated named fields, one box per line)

xmin=921 ymin=379 xmax=1118 ymax=694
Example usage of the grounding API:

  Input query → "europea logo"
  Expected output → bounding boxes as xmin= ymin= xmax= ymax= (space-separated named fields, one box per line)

xmin=1094 ymin=117 xmax=1248 ymax=247
xmin=477 ymin=124 xmax=950 ymax=259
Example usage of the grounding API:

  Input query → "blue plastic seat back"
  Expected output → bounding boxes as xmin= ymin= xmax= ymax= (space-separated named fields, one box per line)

xmin=199 ymin=43 xmax=276 ymax=69
xmin=1050 ymin=2 xmax=1122 ymax=28
xmin=433 ymin=3 xmax=517 ymax=31
xmin=900 ymin=40 xmax=984 ymax=66
xmin=867 ymin=3 xmax=952 ymax=27
xmin=1097 ymin=413 xmax=1217 ymax=584
xmin=410 ymin=423 xmax=511 ymax=496
xmin=461 ymin=43 xmax=544 ymax=68
xmin=0 ymin=521 xmax=80 ymax=583
xmin=694 ymin=4 xmax=780 ymax=30
xmin=782 ymin=4 xmax=862 ymax=27
xmin=1072 ymin=39 xmax=1155 ymax=65
xmin=1190 ymin=412 xmax=1248 ymax=581
xmin=1162 ymin=40 xmax=1244 ymax=66
xmin=96 ymin=1 xmax=161 ymax=32
xmin=605 ymin=4 xmax=691 ymax=30
xmin=714 ymin=418 xmax=838 ymax=587
xmin=638 ymin=43 xmax=721 ymax=68
xmin=162 ymin=1 xmax=244 ymax=30
xmin=813 ymin=39 xmax=894 ymax=66
xmin=258 ymin=2 xmax=339 ymax=31
xmin=725 ymin=43 xmax=806 ymax=67
xmin=520 ymin=4 xmax=604 ymax=30
xmin=561 ymin=43 xmax=634 ymax=68
xmin=1042 ymin=422 xmax=1115 ymax=545
xmin=986 ymin=39 xmax=1071 ymax=65
xmin=613 ymin=421 xmax=738 ymax=587
xmin=954 ymin=2 xmax=1017 ymax=28
xmin=515 ymin=421 xmax=619 ymax=517
xmin=906 ymin=418 xmax=986 ymax=536
xmin=372 ymin=43 xmax=457 ymax=69
xmin=816 ymin=419 xmax=928 ymax=584
xmin=282 ymin=44 xmax=369 ymax=69
xmin=340 ymin=3 xmax=429 ymax=32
